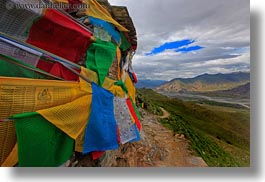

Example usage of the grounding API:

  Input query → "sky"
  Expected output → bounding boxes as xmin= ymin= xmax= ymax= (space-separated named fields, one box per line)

xmin=109 ymin=0 xmax=250 ymax=81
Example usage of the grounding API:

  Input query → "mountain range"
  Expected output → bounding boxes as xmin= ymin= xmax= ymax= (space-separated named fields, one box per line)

xmin=203 ymin=82 xmax=250 ymax=98
xmin=136 ymin=79 xmax=167 ymax=88
xmin=155 ymin=72 xmax=250 ymax=94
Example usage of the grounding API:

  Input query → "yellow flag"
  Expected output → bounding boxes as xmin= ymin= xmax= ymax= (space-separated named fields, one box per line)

xmin=53 ymin=0 xmax=128 ymax=32
xmin=0 ymin=121 xmax=16 ymax=166
xmin=125 ymin=73 xmax=136 ymax=103
xmin=84 ymin=0 xmax=128 ymax=32
xmin=1 ymin=143 xmax=18 ymax=167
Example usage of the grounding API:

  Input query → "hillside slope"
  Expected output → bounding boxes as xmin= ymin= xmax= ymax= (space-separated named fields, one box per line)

xmin=156 ymin=72 xmax=250 ymax=93
xmin=136 ymin=88 xmax=250 ymax=167
xmin=68 ymin=107 xmax=207 ymax=167
xmin=203 ymin=82 xmax=250 ymax=98
xmin=112 ymin=108 xmax=207 ymax=167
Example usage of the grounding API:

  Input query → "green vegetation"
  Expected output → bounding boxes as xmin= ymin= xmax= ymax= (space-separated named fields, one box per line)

xmin=157 ymin=72 xmax=250 ymax=93
xmin=137 ymin=88 xmax=250 ymax=167
xmin=136 ymin=89 xmax=163 ymax=116
xmin=201 ymin=82 xmax=250 ymax=99
xmin=194 ymin=100 xmax=247 ymax=109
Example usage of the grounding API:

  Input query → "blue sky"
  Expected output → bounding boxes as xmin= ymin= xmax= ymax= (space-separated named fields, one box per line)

xmin=145 ymin=40 xmax=204 ymax=56
xmin=109 ymin=0 xmax=250 ymax=81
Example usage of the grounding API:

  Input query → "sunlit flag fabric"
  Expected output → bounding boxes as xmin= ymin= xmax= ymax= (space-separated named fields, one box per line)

xmin=0 ymin=37 xmax=42 ymax=67
xmin=1 ymin=142 xmax=18 ymax=167
xmin=79 ymin=67 xmax=126 ymax=104
xmin=129 ymin=124 xmax=141 ymax=143
xmin=36 ymin=67 xmax=125 ymax=153
xmin=130 ymin=97 xmax=141 ymax=120
xmin=13 ymin=112 xmax=74 ymax=167
xmin=86 ymin=39 xmax=116 ymax=86
xmin=93 ymin=26 xmax=112 ymax=42
xmin=53 ymin=0 xmax=128 ymax=32
xmin=0 ymin=54 xmax=51 ymax=79
xmin=125 ymin=73 xmax=136 ymax=103
xmin=27 ymin=8 xmax=92 ymax=63
xmin=0 ymin=67 xmax=125 ymax=157
xmin=48 ymin=62 xmax=80 ymax=81
xmin=84 ymin=0 xmax=128 ymax=32
xmin=0 ymin=76 xmax=88 ymax=165
xmin=37 ymin=94 xmax=92 ymax=142
xmin=0 ymin=1 xmax=93 ymax=81
xmin=114 ymin=97 xmax=137 ymax=144
xmin=116 ymin=48 xmax=122 ymax=80
xmin=0 ymin=76 xmax=87 ymax=119
xmin=87 ymin=16 xmax=121 ymax=44
xmin=35 ymin=69 xmax=93 ymax=151
xmin=0 ymin=0 xmax=43 ymax=40
xmin=120 ymin=32 xmax=131 ymax=51
xmin=126 ymin=98 xmax=142 ymax=131
xmin=92 ymin=151 xmax=105 ymax=160
xmin=83 ymin=83 xmax=118 ymax=154
xmin=0 ymin=120 xmax=16 ymax=166
xmin=0 ymin=0 xmax=139 ymax=166
xmin=0 ymin=1 xmax=92 ymax=63
xmin=0 ymin=35 xmax=80 ymax=81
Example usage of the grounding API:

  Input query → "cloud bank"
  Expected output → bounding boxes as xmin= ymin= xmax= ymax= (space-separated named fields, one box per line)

xmin=109 ymin=0 xmax=250 ymax=80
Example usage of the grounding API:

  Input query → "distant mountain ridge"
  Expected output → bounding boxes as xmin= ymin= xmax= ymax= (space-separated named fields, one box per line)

xmin=156 ymin=72 xmax=250 ymax=93
xmin=203 ymin=82 xmax=250 ymax=98
xmin=136 ymin=79 xmax=167 ymax=88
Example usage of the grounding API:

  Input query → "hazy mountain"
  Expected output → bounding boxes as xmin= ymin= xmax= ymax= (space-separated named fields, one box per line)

xmin=156 ymin=72 xmax=250 ymax=93
xmin=203 ymin=82 xmax=250 ymax=98
xmin=136 ymin=80 xmax=167 ymax=88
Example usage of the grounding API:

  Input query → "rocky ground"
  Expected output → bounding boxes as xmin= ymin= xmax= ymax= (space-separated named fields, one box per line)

xmin=111 ymin=108 xmax=208 ymax=167
xmin=67 ymin=108 xmax=208 ymax=167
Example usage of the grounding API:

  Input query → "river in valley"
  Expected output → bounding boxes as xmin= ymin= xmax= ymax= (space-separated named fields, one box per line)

xmin=157 ymin=91 xmax=250 ymax=109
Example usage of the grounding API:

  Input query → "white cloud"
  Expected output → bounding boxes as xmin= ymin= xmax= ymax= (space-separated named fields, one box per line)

xmin=109 ymin=0 xmax=250 ymax=80
xmin=183 ymin=52 xmax=250 ymax=68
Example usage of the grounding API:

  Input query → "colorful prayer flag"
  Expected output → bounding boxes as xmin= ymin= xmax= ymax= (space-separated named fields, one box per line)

xmin=83 ymin=83 xmax=119 ymax=154
xmin=13 ymin=112 xmax=74 ymax=167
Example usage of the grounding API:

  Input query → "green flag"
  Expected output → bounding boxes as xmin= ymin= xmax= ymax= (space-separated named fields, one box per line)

xmin=13 ymin=112 xmax=74 ymax=167
xmin=86 ymin=39 xmax=116 ymax=86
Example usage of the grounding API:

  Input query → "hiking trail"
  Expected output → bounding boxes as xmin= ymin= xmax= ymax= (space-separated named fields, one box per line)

xmin=159 ymin=107 xmax=170 ymax=119
xmin=112 ymin=108 xmax=208 ymax=167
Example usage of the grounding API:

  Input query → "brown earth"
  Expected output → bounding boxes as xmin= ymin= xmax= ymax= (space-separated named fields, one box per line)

xmin=159 ymin=107 xmax=170 ymax=119
xmin=67 ymin=108 xmax=208 ymax=167
xmin=111 ymin=108 xmax=208 ymax=167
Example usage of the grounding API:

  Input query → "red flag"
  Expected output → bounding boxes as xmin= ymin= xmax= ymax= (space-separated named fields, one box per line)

xmin=92 ymin=151 xmax=105 ymax=160
xmin=27 ymin=9 xmax=92 ymax=63
xmin=126 ymin=98 xmax=142 ymax=131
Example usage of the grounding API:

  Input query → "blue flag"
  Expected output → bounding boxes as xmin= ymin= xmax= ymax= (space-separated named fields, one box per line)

xmin=83 ymin=83 xmax=119 ymax=154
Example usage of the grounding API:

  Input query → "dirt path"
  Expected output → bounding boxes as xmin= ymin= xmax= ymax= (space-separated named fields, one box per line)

xmin=159 ymin=107 xmax=170 ymax=119
xmin=114 ymin=108 xmax=208 ymax=167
